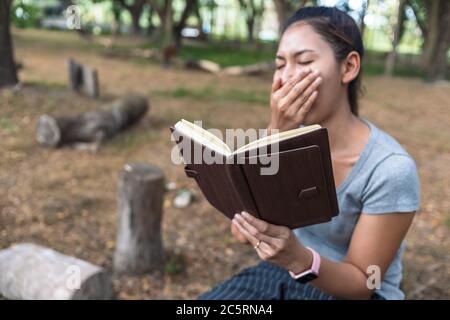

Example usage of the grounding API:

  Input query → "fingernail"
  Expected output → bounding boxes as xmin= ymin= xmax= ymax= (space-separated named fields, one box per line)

xmin=313 ymin=70 xmax=320 ymax=76
xmin=316 ymin=77 xmax=322 ymax=83
xmin=242 ymin=212 xmax=251 ymax=219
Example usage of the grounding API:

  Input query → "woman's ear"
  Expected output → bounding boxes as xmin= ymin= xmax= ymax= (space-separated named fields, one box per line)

xmin=340 ymin=51 xmax=360 ymax=84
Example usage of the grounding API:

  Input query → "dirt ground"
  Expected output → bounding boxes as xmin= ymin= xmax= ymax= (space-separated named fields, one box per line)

xmin=0 ymin=29 xmax=449 ymax=299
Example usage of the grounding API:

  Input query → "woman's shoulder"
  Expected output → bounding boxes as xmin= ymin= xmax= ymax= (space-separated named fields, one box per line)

xmin=359 ymin=120 xmax=420 ymax=214
xmin=366 ymin=120 xmax=412 ymax=160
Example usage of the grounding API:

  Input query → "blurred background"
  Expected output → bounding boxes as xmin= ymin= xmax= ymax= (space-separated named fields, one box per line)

xmin=0 ymin=0 xmax=449 ymax=300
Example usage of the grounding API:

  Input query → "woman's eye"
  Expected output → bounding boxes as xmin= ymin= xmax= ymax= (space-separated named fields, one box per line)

xmin=298 ymin=61 xmax=313 ymax=65
xmin=276 ymin=65 xmax=285 ymax=70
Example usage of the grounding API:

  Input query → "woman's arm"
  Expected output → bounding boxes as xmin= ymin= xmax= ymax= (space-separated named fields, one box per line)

xmin=232 ymin=211 xmax=415 ymax=300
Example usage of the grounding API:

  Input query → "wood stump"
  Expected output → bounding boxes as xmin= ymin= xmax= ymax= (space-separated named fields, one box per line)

xmin=36 ymin=95 xmax=149 ymax=148
xmin=113 ymin=163 xmax=165 ymax=274
xmin=67 ymin=58 xmax=99 ymax=98
xmin=0 ymin=243 xmax=113 ymax=300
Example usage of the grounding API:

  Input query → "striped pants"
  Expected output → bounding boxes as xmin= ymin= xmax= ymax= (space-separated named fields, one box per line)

xmin=198 ymin=261 xmax=337 ymax=300
xmin=199 ymin=261 xmax=384 ymax=300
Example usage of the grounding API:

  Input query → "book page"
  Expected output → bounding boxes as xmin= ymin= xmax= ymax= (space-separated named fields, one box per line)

xmin=174 ymin=119 xmax=321 ymax=155
xmin=175 ymin=120 xmax=232 ymax=155
xmin=233 ymin=124 xmax=321 ymax=154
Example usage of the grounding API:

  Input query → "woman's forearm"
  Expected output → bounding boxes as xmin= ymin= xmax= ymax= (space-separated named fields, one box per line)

xmin=310 ymin=257 xmax=373 ymax=300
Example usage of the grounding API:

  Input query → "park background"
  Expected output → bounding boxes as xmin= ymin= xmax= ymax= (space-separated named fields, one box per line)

xmin=0 ymin=0 xmax=449 ymax=299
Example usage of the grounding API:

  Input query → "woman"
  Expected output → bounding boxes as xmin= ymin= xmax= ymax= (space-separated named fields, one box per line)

xmin=199 ymin=6 xmax=420 ymax=300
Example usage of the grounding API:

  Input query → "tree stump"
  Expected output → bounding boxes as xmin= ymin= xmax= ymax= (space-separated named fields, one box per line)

xmin=67 ymin=58 xmax=99 ymax=98
xmin=113 ymin=163 xmax=165 ymax=274
xmin=36 ymin=95 xmax=149 ymax=148
xmin=0 ymin=243 xmax=113 ymax=300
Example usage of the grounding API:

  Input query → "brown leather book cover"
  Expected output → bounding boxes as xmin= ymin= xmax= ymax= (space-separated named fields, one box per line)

xmin=170 ymin=125 xmax=339 ymax=229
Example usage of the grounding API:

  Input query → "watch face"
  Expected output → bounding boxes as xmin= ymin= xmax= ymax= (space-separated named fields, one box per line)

xmin=296 ymin=272 xmax=318 ymax=284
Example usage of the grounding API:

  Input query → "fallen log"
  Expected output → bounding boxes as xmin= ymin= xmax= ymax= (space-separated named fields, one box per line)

xmin=36 ymin=95 xmax=149 ymax=148
xmin=184 ymin=59 xmax=221 ymax=74
xmin=0 ymin=243 xmax=113 ymax=300
xmin=221 ymin=61 xmax=275 ymax=76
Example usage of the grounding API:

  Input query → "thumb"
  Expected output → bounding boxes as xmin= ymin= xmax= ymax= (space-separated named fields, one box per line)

xmin=271 ymin=77 xmax=282 ymax=93
xmin=231 ymin=222 xmax=249 ymax=244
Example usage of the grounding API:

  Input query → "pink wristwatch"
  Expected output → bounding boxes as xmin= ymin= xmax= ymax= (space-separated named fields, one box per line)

xmin=289 ymin=247 xmax=321 ymax=284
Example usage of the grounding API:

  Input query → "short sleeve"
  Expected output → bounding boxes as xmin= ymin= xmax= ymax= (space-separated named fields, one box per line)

xmin=361 ymin=154 xmax=420 ymax=214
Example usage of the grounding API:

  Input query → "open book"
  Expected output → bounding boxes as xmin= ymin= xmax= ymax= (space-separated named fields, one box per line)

xmin=170 ymin=119 xmax=339 ymax=229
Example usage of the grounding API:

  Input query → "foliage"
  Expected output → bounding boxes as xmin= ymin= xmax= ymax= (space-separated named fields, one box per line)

xmin=11 ymin=0 xmax=42 ymax=28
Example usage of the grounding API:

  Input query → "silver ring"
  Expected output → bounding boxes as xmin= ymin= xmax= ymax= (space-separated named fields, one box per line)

xmin=254 ymin=240 xmax=262 ymax=250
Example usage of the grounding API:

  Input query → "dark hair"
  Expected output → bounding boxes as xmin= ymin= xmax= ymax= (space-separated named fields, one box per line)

xmin=283 ymin=6 xmax=364 ymax=115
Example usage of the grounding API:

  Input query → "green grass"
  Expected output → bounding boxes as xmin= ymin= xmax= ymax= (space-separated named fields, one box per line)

xmin=142 ymin=41 xmax=276 ymax=68
xmin=164 ymin=251 xmax=186 ymax=275
xmin=177 ymin=43 xmax=276 ymax=67
xmin=362 ymin=62 xmax=426 ymax=78
xmin=152 ymin=86 xmax=269 ymax=105
xmin=0 ymin=118 xmax=19 ymax=134
xmin=445 ymin=218 xmax=450 ymax=231
xmin=105 ymin=127 xmax=159 ymax=153
xmin=26 ymin=80 xmax=67 ymax=90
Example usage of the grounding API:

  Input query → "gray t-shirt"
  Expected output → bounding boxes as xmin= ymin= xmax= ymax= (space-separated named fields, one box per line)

xmin=294 ymin=119 xmax=420 ymax=300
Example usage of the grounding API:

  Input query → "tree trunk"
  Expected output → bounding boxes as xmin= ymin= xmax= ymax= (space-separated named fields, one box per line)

xmin=0 ymin=0 xmax=18 ymax=88
xmin=273 ymin=0 xmax=307 ymax=36
xmin=117 ymin=0 xmax=145 ymax=35
xmin=130 ymin=6 xmax=142 ymax=35
xmin=112 ymin=3 xmax=122 ymax=36
xmin=423 ymin=0 xmax=450 ymax=81
xmin=147 ymin=4 xmax=155 ymax=36
xmin=193 ymin=2 xmax=206 ymax=40
xmin=174 ymin=0 xmax=196 ymax=47
xmin=246 ymin=17 xmax=255 ymax=43
xmin=359 ymin=0 xmax=370 ymax=38
xmin=0 ymin=243 xmax=113 ymax=300
xmin=113 ymin=163 xmax=165 ymax=274
xmin=384 ymin=0 xmax=406 ymax=76
xmin=162 ymin=0 xmax=174 ymax=47
xmin=419 ymin=0 xmax=434 ymax=68
xmin=36 ymin=95 xmax=149 ymax=148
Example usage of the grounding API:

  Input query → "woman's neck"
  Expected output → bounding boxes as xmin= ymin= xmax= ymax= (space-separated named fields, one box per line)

xmin=321 ymin=101 xmax=368 ymax=155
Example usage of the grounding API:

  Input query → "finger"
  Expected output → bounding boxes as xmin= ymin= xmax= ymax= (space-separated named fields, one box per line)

xmin=274 ymin=68 xmax=311 ymax=98
xmin=232 ymin=219 xmax=273 ymax=256
xmin=271 ymin=77 xmax=282 ymax=93
xmin=289 ymin=76 xmax=322 ymax=114
xmin=234 ymin=214 xmax=280 ymax=247
xmin=295 ymin=90 xmax=318 ymax=120
xmin=278 ymin=70 xmax=320 ymax=109
xmin=231 ymin=221 xmax=248 ymax=243
xmin=240 ymin=211 xmax=288 ymax=239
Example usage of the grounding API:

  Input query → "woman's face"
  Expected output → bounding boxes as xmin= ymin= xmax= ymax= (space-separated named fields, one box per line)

xmin=274 ymin=22 xmax=345 ymax=125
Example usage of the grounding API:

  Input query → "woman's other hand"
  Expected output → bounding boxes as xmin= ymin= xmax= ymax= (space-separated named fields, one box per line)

xmin=268 ymin=68 xmax=322 ymax=133
xmin=231 ymin=220 xmax=249 ymax=243
xmin=232 ymin=211 xmax=313 ymax=274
